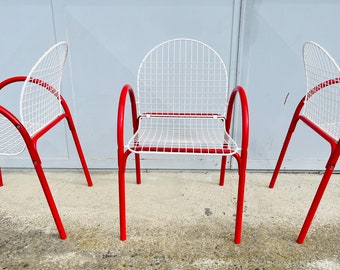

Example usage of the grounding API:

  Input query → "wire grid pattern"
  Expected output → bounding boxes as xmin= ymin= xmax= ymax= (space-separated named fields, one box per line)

xmin=0 ymin=115 xmax=25 ymax=155
xmin=137 ymin=38 xmax=228 ymax=116
xmin=302 ymin=41 xmax=340 ymax=140
xmin=129 ymin=39 xmax=237 ymax=155
xmin=128 ymin=116 xmax=238 ymax=155
xmin=20 ymin=42 xmax=68 ymax=136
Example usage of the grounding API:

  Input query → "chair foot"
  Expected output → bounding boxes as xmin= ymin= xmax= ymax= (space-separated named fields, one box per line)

xmin=59 ymin=230 xmax=67 ymax=240
xmin=296 ymin=236 xmax=304 ymax=244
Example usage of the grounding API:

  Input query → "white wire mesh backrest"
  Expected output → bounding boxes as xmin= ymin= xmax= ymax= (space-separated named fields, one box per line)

xmin=137 ymin=38 xmax=228 ymax=116
xmin=20 ymin=41 xmax=68 ymax=136
xmin=302 ymin=41 xmax=340 ymax=140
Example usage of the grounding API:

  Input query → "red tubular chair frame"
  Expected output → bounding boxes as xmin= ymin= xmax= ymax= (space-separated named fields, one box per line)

xmin=117 ymin=84 xmax=249 ymax=244
xmin=269 ymin=78 xmax=340 ymax=244
xmin=0 ymin=76 xmax=93 ymax=239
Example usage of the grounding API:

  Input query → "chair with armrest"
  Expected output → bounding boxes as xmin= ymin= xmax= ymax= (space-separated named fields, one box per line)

xmin=269 ymin=41 xmax=340 ymax=244
xmin=0 ymin=42 xmax=93 ymax=239
xmin=117 ymin=38 xmax=249 ymax=244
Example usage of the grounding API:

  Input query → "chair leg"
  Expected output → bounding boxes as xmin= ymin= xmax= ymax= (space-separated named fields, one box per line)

xmin=234 ymin=157 xmax=246 ymax=244
xmin=118 ymin=147 xmax=131 ymax=241
xmin=219 ymin=156 xmax=227 ymax=186
xmin=118 ymin=168 xmax=127 ymax=241
xmin=296 ymin=149 xmax=339 ymax=244
xmin=0 ymin=167 xmax=3 ymax=187
xmin=135 ymin=153 xmax=141 ymax=184
xmin=67 ymin=117 xmax=93 ymax=187
xmin=269 ymin=118 xmax=299 ymax=188
xmin=118 ymin=151 xmax=129 ymax=241
xmin=296 ymin=167 xmax=333 ymax=244
xmin=33 ymin=162 xmax=67 ymax=239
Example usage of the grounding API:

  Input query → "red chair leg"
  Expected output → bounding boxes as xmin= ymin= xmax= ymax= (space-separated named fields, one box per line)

xmin=297 ymin=167 xmax=333 ymax=244
xmin=33 ymin=162 xmax=66 ymax=239
xmin=234 ymin=156 xmax=246 ymax=244
xmin=269 ymin=120 xmax=299 ymax=188
xmin=135 ymin=153 xmax=141 ymax=184
xmin=118 ymin=168 xmax=127 ymax=241
xmin=66 ymin=116 xmax=93 ymax=187
xmin=297 ymin=147 xmax=339 ymax=244
xmin=118 ymin=150 xmax=130 ymax=241
xmin=269 ymin=98 xmax=305 ymax=188
xmin=219 ymin=156 xmax=227 ymax=186
xmin=61 ymin=97 xmax=92 ymax=186
xmin=0 ymin=167 xmax=3 ymax=187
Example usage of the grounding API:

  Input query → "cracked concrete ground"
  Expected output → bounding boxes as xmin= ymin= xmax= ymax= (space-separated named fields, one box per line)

xmin=0 ymin=170 xmax=339 ymax=269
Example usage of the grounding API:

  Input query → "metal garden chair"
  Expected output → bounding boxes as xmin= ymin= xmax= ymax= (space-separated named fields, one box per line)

xmin=269 ymin=41 xmax=340 ymax=244
xmin=117 ymin=38 xmax=249 ymax=244
xmin=0 ymin=42 xmax=93 ymax=239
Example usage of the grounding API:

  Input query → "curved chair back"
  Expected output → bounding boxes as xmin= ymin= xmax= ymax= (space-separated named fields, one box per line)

xmin=20 ymin=42 xmax=68 ymax=136
xmin=302 ymin=41 xmax=340 ymax=140
xmin=137 ymin=38 xmax=228 ymax=116
xmin=0 ymin=42 xmax=92 ymax=238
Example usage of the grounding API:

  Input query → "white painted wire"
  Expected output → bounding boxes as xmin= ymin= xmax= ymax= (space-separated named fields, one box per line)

xmin=131 ymin=38 xmax=238 ymax=155
xmin=0 ymin=42 xmax=68 ymax=156
xmin=137 ymin=38 xmax=228 ymax=116
xmin=20 ymin=42 xmax=68 ymax=136
xmin=128 ymin=117 xmax=238 ymax=155
xmin=0 ymin=116 xmax=25 ymax=155
xmin=303 ymin=41 xmax=340 ymax=140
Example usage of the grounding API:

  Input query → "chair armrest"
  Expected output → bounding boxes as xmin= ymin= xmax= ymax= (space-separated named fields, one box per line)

xmin=0 ymin=75 xmax=69 ymax=127
xmin=0 ymin=76 xmax=59 ymax=98
xmin=226 ymin=86 xmax=249 ymax=155
xmin=117 ymin=84 xmax=139 ymax=152
xmin=0 ymin=76 xmax=27 ymax=91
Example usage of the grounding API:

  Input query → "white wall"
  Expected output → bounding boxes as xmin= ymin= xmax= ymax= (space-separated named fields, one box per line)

xmin=0 ymin=0 xmax=338 ymax=171
xmin=239 ymin=0 xmax=340 ymax=170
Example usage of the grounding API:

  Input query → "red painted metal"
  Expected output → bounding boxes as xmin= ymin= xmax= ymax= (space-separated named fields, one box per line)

xmin=0 ymin=167 xmax=3 ymax=186
xmin=0 ymin=76 xmax=92 ymax=239
xmin=297 ymin=142 xmax=340 ymax=244
xmin=130 ymin=146 xmax=235 ymax=154
xmin=0 ymin=104 xmax=66 ymax=238
xmin=117 ymin=84 xmax=140 ymax=241
xmin=0 ymin=76 xmax=27 ymax=89
xmin=59 ymin=95 xmax=93 ymax=187
xmin=269 ymin=79 xmax=340 ymax=244
xmin=117 ymin=84 xmax=249 ymax=244
xmin=143 ymin=112 xmax=221 ymax=117
xmin=225 ymin=86 xmax=249 ymax=244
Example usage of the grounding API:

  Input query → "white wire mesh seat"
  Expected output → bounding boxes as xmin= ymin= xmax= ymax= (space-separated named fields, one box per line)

xmin=269 ymin=41 xmax=340 ymax=244
xmin=117 ymin=38 xmax=249 ymax=244
xmin=0 ymin=42 xmax=93 ymax=239
xmin=128 ymin=113 xmax=238 ymax=154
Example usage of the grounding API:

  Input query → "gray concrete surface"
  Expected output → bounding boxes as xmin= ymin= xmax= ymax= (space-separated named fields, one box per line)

xmin=0 ymin=170 xmax=339 ymax=269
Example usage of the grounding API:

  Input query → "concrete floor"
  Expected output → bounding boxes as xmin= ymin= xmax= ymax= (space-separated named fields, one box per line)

xmin=0 ymin=170 xmax=339 ymax=269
